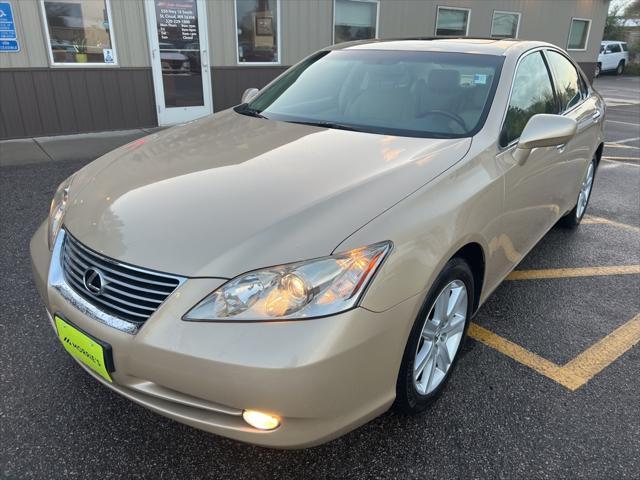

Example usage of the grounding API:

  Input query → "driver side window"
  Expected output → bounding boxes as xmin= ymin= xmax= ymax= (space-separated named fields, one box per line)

xmin=500 ymin=52 xmax=557 ymax=147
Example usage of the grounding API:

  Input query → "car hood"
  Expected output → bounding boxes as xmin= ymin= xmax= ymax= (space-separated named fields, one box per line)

xmin=64 ymin=110 xmax=471 ymax=278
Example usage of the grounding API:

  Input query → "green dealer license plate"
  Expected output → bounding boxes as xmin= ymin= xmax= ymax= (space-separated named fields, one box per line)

xmin=55 ymin=315 xmax=114 ymax=382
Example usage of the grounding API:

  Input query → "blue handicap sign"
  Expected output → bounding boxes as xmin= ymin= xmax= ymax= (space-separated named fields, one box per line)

xmin=0 ymin=39 xmax=18 ymax=51
xmin=0 ymin=2 xmax=19 ymax=52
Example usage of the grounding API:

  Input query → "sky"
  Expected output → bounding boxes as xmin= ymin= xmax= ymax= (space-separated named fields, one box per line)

xmin=609 ymin=0 xmax=633 ymax=14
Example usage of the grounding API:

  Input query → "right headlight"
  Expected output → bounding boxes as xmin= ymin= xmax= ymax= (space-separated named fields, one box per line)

xmin=48 ymin=175 xmax=74 ymax=250
xmin=183 ymin=241 xmax=392 ymax=321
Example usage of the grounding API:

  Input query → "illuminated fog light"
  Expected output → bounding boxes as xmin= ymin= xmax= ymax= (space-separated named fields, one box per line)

xmin=242 ymin=409 xmax=281 ymax=430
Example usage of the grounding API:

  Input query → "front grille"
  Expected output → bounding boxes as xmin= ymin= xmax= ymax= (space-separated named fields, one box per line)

xmin=62 ymin=233 xmax=182 ymax=324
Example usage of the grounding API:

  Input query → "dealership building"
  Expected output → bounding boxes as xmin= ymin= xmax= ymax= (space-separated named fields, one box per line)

xmin=0 ymin=0 xmax=609 ymax=140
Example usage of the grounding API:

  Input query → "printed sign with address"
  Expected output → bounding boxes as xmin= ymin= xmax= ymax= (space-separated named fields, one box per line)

xmin=0 ymin=1 xmax=19 ymax=52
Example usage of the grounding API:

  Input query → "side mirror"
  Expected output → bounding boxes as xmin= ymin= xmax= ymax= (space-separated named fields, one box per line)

xmin=241 ymin=87 xmax=259 ymax=104
xmin=513 ymin=114 xmax=577 ymax=164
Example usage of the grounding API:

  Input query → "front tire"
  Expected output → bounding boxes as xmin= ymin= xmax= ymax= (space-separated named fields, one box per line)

xmin=395 ymin=258 xmax=474 ymax=414
xmin=616 ymin=60 xmax=625 ymax=75
xmin=594 ymin=62 xmax=601 ymax=78
xmin=559 ymin=157 xmax=597 ymax=229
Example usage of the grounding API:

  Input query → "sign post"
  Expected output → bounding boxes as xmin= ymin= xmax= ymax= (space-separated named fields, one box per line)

xmin=0 ymin=1 xmax=19 ymax=52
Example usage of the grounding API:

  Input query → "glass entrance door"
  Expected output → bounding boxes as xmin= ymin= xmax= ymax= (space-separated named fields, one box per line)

xmin=145 ymin=0 xmax=212 ymax=125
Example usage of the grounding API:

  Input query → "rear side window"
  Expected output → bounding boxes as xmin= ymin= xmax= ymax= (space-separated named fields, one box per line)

xmin=546 ymin=50 xmax=583 ymax=112
xmin=621 ymin=43 xmax=628 ymax=52
xmin=609 ymin=44 xmax=622 ymax=53
xmin=500 ymin=52 xmax=557 ymax=147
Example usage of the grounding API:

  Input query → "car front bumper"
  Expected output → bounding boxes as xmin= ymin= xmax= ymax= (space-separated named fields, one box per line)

xmin=30 ymin=221 xmax=419 ymax=448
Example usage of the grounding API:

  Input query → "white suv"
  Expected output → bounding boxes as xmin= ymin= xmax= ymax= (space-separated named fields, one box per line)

xmin=597 ymin=41 xmax=629 ymax=77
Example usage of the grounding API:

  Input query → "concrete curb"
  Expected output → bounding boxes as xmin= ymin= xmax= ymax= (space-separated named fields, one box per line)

xmin=0 ymin=128 xmax=163 ymax=167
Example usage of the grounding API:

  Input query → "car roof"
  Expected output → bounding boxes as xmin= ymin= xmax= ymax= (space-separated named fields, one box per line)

xmin=325 ymin=38 xmax=553 ymax=56
xmin=601 ymin=40 xmax=626 ymax=44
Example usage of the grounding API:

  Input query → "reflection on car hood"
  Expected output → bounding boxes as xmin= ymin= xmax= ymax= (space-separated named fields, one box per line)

xmin=64 ymin=110 xmax=471 ymax=277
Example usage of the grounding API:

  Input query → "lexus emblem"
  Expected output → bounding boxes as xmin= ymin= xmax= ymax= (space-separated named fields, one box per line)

xmin=83 ymin=267 xmax=105 ymax=295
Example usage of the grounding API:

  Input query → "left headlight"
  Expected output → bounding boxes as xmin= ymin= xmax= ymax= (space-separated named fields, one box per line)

xmin=183 ymin=241 xmax=392 ymax=321
xmin=48 ymin=175 xmax=74 ymax=250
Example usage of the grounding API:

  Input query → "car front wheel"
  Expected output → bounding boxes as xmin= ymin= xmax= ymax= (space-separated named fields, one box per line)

xmin=395 ymin=257 xmax=474 ymax=413
xmin=594 ymin=62 xmax=601 ymax=78
xmin=616 ymin=61 xmax=625 ymax=75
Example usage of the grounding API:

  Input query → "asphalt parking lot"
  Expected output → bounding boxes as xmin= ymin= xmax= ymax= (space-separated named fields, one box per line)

xmin=1 ymin=75 xmax=638 ymax=479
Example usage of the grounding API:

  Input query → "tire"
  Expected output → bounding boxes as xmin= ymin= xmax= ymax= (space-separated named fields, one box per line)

xmin=395 ymin=257 xmax=474 ymax=414
xmin=594 ymin=63 xmax=601 ymax=78
xmin=559 ymin=156 xmax=597 ymax=229
xmin=616 ymin=61 xmax=625 ymax=75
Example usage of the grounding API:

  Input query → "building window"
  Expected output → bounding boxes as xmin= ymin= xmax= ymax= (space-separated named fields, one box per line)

xmin=333 ymin=0 xmax=378 ymax=44
xmin=435 ymin=6 xmax=470 ymax=37
xmin=235 ymin=0 xmax=280 ymax=64
xmin=41 ymin=0 xmax=116 ymax=65
xmin=491 ymin=10 xmax=520 ymax=39
xmin=567 ymin=18 xmax=591 ymax=50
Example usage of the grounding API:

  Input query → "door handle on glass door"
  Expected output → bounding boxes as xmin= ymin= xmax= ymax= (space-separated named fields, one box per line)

xmin=202 ymin=50 xmax=208 ymax=70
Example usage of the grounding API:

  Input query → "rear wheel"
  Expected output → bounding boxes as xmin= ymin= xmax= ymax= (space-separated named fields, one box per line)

xmin=395 ymin=258 xmax=474 ymax=413
xmin=559 ymin=157 xmax=596 ymax=229
xmin=616 ymin=60 xmax=625 ymax=75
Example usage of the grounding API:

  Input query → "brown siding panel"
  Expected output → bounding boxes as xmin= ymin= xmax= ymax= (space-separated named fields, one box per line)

xmin=211 ymin=66 xmax=288 ymax=112
xmin=0 ymin=68 xmax=157 ymax=140
xmin=13 ymin=71 xmax=44 ymax=136
xmin=32 ymin=72 xmax=62 ymax=135
xmin=0 ymin=72 xmax=25 ymax=138
xmin=50 ymin=71 xmax=79 ymax=133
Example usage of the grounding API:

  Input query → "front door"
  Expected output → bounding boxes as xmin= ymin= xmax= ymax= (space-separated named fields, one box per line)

xmin=144 ymin=0 xmax=213 ymax=126
xmin=496 ymin=50 xmax=566 ymax=276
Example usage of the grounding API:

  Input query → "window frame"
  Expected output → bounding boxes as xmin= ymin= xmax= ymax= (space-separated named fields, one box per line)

xmin=39 ymin=0 xmax=118 ymax=67
xmin=490 ymin=10 xmax=521 ymax=39
xmin=543 ymin=48 xmax=590 ymax=115
xmin=567 ymin=17 xmax=591 ymax=51
xmin=435 ymin=5 xmax=471 ymax=37
xmin=498 ymin=48 xmax=559 ymax=150
xmin=332 ymin=0 xmax=380 ymax=45
xmin=233 ymin=0 xmax=282 ymax=66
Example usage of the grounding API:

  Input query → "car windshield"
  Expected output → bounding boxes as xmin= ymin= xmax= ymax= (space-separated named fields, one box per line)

xmin=236 ymin=49 xmax=504 ymax=138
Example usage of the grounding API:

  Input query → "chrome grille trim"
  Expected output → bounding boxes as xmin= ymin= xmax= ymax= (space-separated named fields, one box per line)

xmin=49 ymin=229 xmax=186 ymax=334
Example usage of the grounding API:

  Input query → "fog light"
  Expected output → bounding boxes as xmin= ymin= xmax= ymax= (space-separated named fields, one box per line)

xmin=242 ymin=409 xmax=280 ymax=430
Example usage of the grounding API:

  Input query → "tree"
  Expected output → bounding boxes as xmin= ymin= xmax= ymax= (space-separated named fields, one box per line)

xmin=625 ymin=0 xmax=640 ymax=17
xmin=604 ymin=5 xmax=625 ymax=41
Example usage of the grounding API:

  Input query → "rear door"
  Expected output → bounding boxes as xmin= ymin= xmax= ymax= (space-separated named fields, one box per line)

xmin=603 ymin=43 xmax=621 ymax=70
xmin=544 ymin=49 xmax=601 ymax=213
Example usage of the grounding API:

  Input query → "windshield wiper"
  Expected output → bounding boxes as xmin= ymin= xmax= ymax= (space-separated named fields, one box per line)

xmin=235 ymin=104 xmax=267 ymax=119
xmin=287 ymin=120 xmax=363 ymax=132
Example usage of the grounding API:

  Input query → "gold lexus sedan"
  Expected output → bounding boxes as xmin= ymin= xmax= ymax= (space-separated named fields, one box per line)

xmin=30 ymin=39 xmax=604 ymax=448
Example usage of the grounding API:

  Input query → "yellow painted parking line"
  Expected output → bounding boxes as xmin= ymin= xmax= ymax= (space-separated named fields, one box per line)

xmin=506 ymin=265 xmax=640 ymax=281
xmin=604 ymin=143 xmax=640 ymax=150
xmin=468 ymin=323 xmax=580 ymax=387
xmin=563 ymin=314 xmax=640 ymax=388
xmin=469 ymin=314 xmax=640 ymax=391
xmin=601 ymin=158 xmax=640 ymax=167
xmin=582 ymin=215 xmax=640 ymax=233
xmin=602 ymin=156 xmax=640 ymax=161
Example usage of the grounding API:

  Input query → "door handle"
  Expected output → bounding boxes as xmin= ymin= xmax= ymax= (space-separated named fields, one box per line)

xmin=556 ymin=144 xmax=566 ymax=153
xmin=202 ymin=49 xmax=208 ymax=70
xmin=591 ymin=110 xmax=602 ymax=123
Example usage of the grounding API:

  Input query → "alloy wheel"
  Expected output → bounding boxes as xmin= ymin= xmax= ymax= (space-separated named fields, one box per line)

xmin=576 ymin=161 xmax=595 ymax=220
xmin=413 ymin=280 xmax=468 ymax=395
